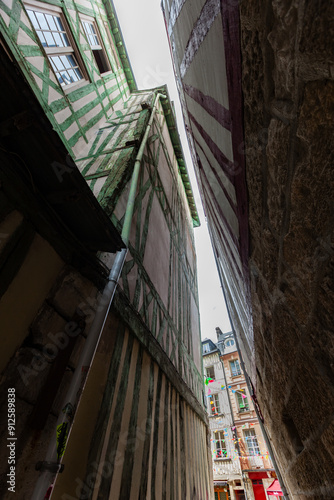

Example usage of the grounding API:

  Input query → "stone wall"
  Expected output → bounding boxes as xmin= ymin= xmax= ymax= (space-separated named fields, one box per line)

xmin=240 ymin=1 xmax=334 ymax=498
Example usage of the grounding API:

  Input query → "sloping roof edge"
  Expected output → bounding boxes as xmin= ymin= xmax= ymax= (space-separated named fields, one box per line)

xmin=154 ymin=85 xmax=200 ymax=227
xmin=105 ymin=0 xmax=137 ymax=92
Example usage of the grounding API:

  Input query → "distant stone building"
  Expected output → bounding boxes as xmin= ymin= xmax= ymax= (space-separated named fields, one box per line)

xmin=203 ymin=329 xmax=277 ymax=500
xmin=0 ymin=0 xmax=212 ymax=498
xmin=163 ymin=1 xmax=334 ymax=498
xmin=202 ymin=337 xmax=242 ymax=500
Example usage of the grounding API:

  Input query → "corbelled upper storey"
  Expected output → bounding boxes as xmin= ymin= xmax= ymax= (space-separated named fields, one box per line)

xmin=0 ymin=0 xmax=199 ymax=227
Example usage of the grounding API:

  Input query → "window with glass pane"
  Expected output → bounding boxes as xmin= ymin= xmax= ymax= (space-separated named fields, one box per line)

xmin=214 ymin=431 xmax=227 ymax=458
xmin=203 ymin=343 xmax=210 ymax=353
xmin=244 ymin=429 xmax=260 ymax=456
xmin=236 ymin=391 xmax=249 ymax=412
xmin=206 ymin=366 xmax=215 ymax=379
xmin=226 ymin=339 xmax=234 ymax=347
xmin=82 ymin=19 xmax=111 ymax=74
xmin=230 ymin=359 xmax=241 ymax=376
xmin=26 ymin=5 xmax=84 ymax=86
xmin=211 ymin=394 xmax=221 ymax=415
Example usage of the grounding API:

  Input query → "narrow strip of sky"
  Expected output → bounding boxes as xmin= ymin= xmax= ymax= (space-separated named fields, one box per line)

xmin=113 ymin=0 xmax=231 ymax=341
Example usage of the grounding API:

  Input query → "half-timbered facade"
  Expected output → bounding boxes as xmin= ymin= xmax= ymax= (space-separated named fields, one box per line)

xmin=162 ymin=1 xmax=334 ymax=499
xmin=0 ymin=0 xmax=212 ymax=498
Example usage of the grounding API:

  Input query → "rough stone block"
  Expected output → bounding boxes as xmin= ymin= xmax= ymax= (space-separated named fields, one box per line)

xmin=266 ymin=118 xmax=290 ymax=234
xmin=30 ymin=303 xmax=68 ymax=346
xmin=48 ymin=266 xmax=99 ymax=319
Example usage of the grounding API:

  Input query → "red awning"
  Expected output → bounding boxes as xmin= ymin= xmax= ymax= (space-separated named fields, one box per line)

xmin=267 ymin=479 xmax=283 ymax=496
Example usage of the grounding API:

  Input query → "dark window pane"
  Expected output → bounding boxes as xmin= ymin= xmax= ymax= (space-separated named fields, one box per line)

xmin=67 ymin=54 xmax=76 ymax=67
xmin=56 ymin=73 xmax=64 ymax=85
xmin=60 ymin=32 xmax=70 ymax=47
xmin=54 ymin=16 xmax=64 ymax=31
xmin=61 ymin=71 xmax=72 ymax=84
xmin=74 ymin=67 xmax=83 ymax=79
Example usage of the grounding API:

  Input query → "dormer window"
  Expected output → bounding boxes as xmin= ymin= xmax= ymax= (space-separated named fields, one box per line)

xmin=225 ymin=339 xmax=235 ymax=347
xmin=203 ymin=342 xmax=210 ymax=353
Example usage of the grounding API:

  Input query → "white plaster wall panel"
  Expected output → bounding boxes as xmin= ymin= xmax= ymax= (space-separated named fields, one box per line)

xmin=102 ymin=96 xmax=109 ymax=108
xmin=26 ymin=55 xmax=45 ymax=73
xmin=196 ymin=148 xmax=239 ymax=240
xmin=216 ymin=252 xmax=252 ymax=351
xmin=91 ymin=175 xmax=108 ymax=197
xmin=17 ymin=26 xmax=37 ymax=46
xmin=71 ymin=91 xmax=98 ymax=113
xmin=67 ymin=9 xmax=76 ymax=24
xmin=182 ymin=15 xmax=229 ymax=111
xmin=63 ymin=121 xmax=79 ymax=140
xmin=33 ymin=73 xmax=43 ymax=91
xmin=206 ymin=201 xmax=243 ymax=280
xmin=170 ymin=0 xmax=203 ymax=48
xmin=142 ymin=195 xmax=170 ymax=310
xmin=0 ymin=9 xmax=10 ymax=26
xmin=157 ymin=138 xmax=174 ymax=207
xmin=54 ymin=106 xmax=72 ymax=125
xmin=48 ymin=75 xmax=63 ymax=104
xmin=75 ymin=0 xmax=92 ymax=11
xmin=192 ymin=125 xmax=236 ymax=206
xmin=186 ymin=91 xmax=233 ymax=162
xmin=2 ymin=0 xmax=12 ymax=9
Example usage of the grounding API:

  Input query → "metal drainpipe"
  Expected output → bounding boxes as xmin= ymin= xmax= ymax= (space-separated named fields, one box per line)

xmin=31 ymin=92 xmax=166 ymax=500
xmin=209 ymin=237 xmax=290 ymax=500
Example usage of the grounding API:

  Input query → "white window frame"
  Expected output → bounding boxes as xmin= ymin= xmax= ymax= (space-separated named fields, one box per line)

xmin=80 ymin=14 xmax=112 ymax=75
xmin=235 ymin=391 xmax=250 ymax=413
xmin=203 ymin=343 xmax=210 ymax=354
xmin=230 ymin=359 xmax=241 ymax=377
xmin=210 ymin=393 xmax=221 ymax=415
xmin=206 ymin=365 xmax=215 ymax=379
xmin=24 ymin=0 xmax=87 ymax=90
xmin=214 ymin=430 xmax=227 ymax=459
xmin=244 ymin=429 xmax=260 ymax=456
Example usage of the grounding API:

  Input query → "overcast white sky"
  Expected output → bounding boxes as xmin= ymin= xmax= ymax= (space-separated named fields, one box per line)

xmin=113 ymin=0 xmax=231 ymax=341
